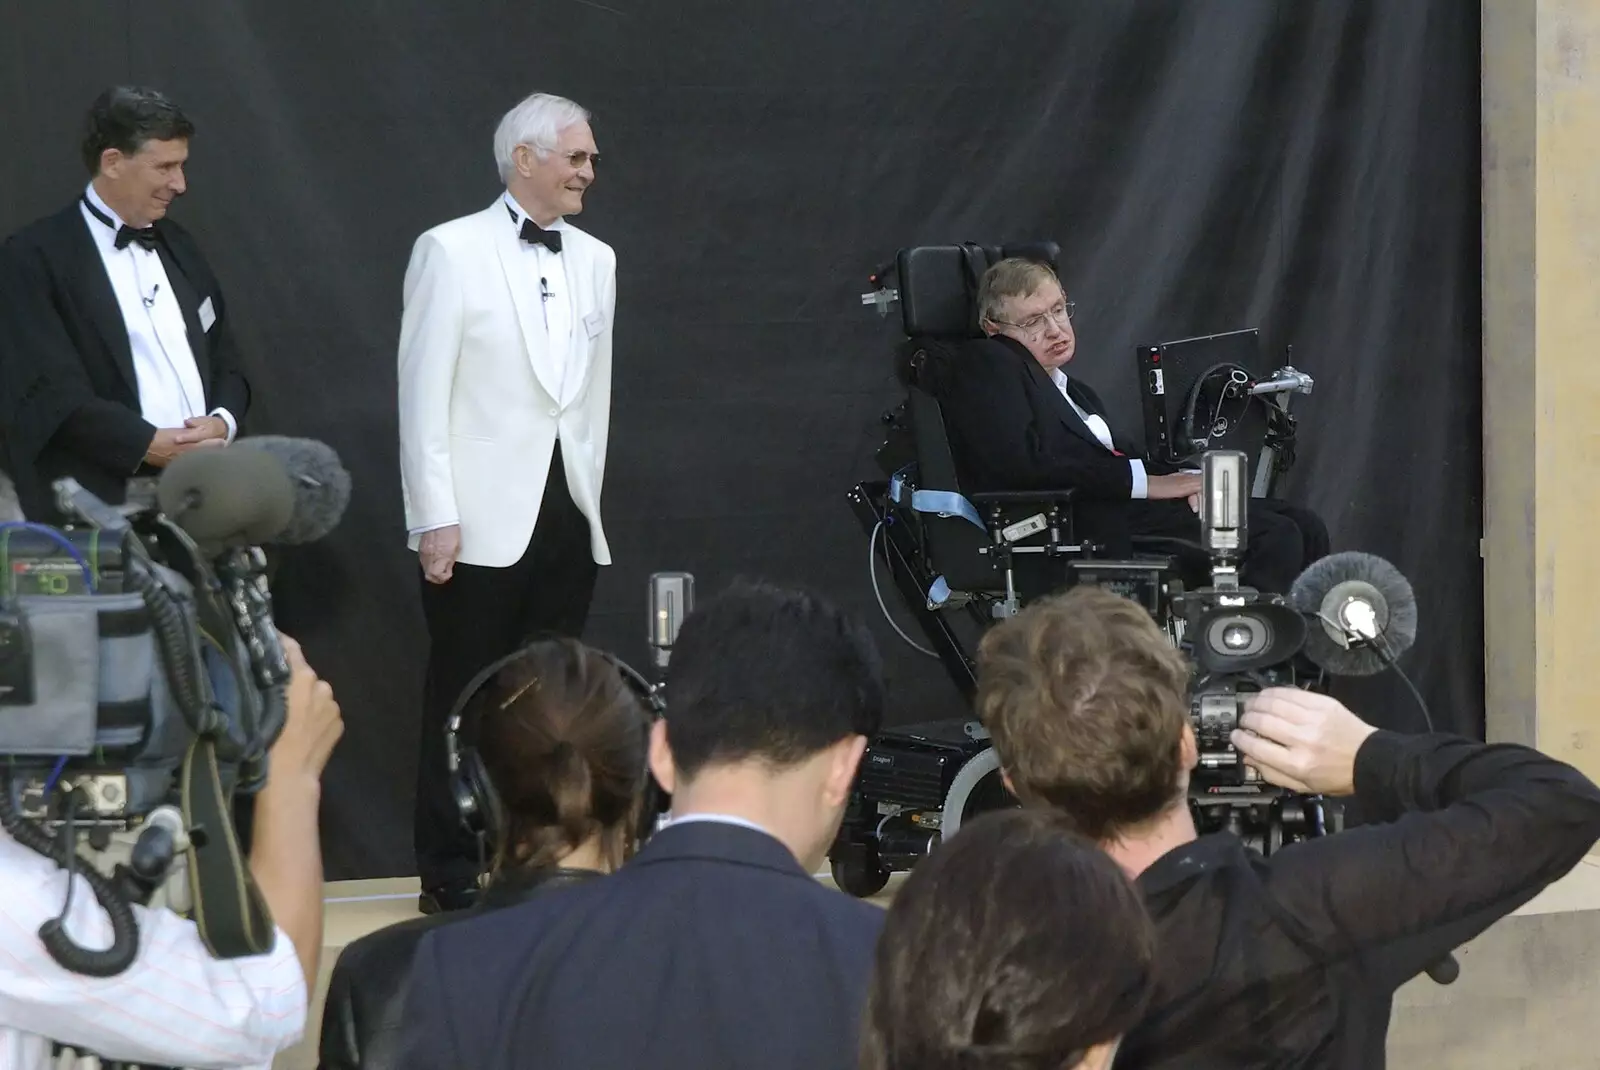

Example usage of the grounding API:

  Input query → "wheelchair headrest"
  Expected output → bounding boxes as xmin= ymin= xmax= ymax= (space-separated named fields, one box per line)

xmin=897 ymin=242 xmax=1062 ymax=338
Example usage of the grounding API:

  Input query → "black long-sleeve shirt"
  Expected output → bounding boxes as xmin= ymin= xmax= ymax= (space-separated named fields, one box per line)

xmin=1118 ymin=729 xmax=1600 ymax=1069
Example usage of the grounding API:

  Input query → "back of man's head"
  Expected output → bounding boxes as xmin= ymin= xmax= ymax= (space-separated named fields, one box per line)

xmin=665 ymin=578 xmax=885 ymax=775
xmin=976 ymin=586 xmax=1191 ymax=842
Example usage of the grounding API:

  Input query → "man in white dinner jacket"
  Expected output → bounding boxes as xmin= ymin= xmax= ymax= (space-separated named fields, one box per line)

xmin=396 ymin=91 xmax=616 ymax=913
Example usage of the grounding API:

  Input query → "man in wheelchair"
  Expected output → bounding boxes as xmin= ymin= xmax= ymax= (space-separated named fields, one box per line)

xmin=831 ymin=241 xmax=1336 ymax=897
xmin=937 ymin=255 xmax=1326 ymax=594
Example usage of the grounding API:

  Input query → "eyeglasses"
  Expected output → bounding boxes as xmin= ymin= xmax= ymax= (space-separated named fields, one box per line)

xmin=992 ymin=300 xmax=1076 ymax=338
xmin=562 ymin=150 xmax=600 ymax=169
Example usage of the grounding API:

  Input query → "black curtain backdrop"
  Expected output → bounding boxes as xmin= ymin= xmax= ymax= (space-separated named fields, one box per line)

xmin=0 ymin=1 xmax=1482 ymax=879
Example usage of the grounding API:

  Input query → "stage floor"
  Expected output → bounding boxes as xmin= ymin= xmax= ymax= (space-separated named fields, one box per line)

xmin=273 ymin=855 xmax=1600 ymax=1069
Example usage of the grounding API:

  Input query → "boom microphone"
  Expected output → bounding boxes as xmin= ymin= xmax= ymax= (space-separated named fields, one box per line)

xmin=1289 ymin=552 xmax=1418 ymax=676
xmin=231 ymin=436 xmax=352 ymax=544
xmin=156 ymin=448 xmax=295 ymax=548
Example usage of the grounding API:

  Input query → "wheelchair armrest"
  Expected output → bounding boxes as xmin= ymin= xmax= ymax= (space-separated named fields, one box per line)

xmin=967 ymin=489 xmax=1078 ymax=507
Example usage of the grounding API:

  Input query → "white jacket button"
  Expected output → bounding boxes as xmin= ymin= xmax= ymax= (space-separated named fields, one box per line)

xmin=548 ymin=407 xmax=558 ymax=417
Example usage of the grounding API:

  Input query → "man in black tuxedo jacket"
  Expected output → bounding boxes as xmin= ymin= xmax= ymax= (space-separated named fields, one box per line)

xmin=939 ymin=257 xmax=1324 ymax=593
xmin=0 ymin=86 xmax=250 ymax=523
xmin=397 ymin=580 xmax=889 ymax=1070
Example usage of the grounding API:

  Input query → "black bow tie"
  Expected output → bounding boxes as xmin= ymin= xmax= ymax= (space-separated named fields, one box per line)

xmin=81 ymin=195 xmax=162 ymax=251
xmin=114 ymin=225 xmax=161 ymax=251
xmin=519 ymin=218 xmax=563 ymax=254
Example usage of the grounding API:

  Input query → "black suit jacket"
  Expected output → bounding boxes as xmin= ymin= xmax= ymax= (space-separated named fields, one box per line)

xmin=396 ymin=821 xmax=886 ymax=1070
xmin=0 ymin=201 xmax=251 ymax=522
xmin=317 ymin=867 xmax=599 ymax=1070
xmin=936 ymin=334 xmax=1174 ymax=500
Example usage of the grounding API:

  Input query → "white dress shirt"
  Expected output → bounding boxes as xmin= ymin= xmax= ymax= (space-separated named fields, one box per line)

xmin=1049 ymin=367 xmax=1148 ymax=499
xmin=78 ymin=184 xmax=236 ymax=440
xmin=0 ymin=830 xmax=305 ymax=1069
xmin=407 ymin=193 xmax=580 ymax=540
xmin=501 ymin=191 xmax=578 ymax=399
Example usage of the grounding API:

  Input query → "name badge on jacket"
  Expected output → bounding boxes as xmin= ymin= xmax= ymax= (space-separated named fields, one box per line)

xmin=199 ymin=296 xmax=217 ymax=332
xmin=583 ymin=310 xmax=605 ymax=339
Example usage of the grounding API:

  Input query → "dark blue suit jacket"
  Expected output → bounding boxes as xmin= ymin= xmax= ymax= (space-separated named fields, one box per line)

xmin=396 ymin=819 xmax=885 ymax=1070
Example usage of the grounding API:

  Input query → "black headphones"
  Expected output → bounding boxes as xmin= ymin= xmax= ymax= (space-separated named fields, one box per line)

xmin=444 ymin=645 xmax=669 ymax=862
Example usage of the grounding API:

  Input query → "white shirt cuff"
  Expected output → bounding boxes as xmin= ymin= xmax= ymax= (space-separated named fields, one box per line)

xmin=209 ymin=407 xmax=238 ymax=443
xmin=410 ymin=521 xmax=459 ymax=537
xmin=1129 ymin=459 xmax=1148 ymax=499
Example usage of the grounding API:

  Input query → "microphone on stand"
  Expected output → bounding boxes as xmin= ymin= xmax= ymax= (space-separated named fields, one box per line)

xmin=648 ymin=572 xmax=695 ymax=678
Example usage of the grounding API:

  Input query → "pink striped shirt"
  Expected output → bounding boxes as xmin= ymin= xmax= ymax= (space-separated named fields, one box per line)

xmin=0 ymin=832 xmax=306 ymax=1069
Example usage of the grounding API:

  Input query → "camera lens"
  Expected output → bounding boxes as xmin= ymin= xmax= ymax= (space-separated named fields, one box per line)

xmin=1205 ymin=614 xmax=1268 ymax=659
xmin=1222 ymin=623 xmax=1253 ymax=649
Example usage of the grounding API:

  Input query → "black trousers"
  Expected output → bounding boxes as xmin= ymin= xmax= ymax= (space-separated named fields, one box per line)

xmin=413 ymin=442 xmax=599 ymax=891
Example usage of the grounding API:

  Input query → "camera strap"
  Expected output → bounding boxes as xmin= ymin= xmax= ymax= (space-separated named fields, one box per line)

xmin=180 ymin=734 xmax=275 ymax=958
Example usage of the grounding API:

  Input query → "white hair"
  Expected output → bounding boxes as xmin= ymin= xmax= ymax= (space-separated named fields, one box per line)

xmin=493 ymin=92 xmax=591 ymax=181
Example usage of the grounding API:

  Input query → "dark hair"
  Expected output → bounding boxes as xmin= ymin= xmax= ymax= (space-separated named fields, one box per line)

xmin=663 ymin=578 xmax=885 ymax=779
xmin=976 ymin=585 xmax=1191 ymax=842
xmin=468 ymin=638 xmax=650 ymax=873
xmin=81 ymin=86 xmax=195 ymax=175
xmin=861 ymin=809 xmax=1156 ymax=1070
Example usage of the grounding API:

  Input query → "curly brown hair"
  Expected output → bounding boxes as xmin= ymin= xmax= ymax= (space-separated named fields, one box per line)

xmin=975 ymin=585 xmax=1191 ymax=842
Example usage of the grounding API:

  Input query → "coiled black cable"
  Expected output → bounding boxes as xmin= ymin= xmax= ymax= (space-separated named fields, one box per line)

xmin=124 ymin=555 xmax=212 ymax=732
xmin=0 ymin=777 xmax=140 ymax=977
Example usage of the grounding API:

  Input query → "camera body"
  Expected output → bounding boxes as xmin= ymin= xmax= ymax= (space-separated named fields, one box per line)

xmin=0 ymin=505 xmax=282 ymax=825
xmin=0 ymin=478 xmax=291 ymax=975
xmin=1168 ymin=450 xmax=1336 ymax=851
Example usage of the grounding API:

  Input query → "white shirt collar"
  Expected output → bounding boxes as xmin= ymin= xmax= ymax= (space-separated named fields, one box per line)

xmin=501 ymin=191 xmax=567 ymax=232
xmin=80 ymin=183 xmax=136 ymax=253
xmin=82 ymin=183 xmax=126 ymax=227
xmin=664 ymin=812 xmax=776 ymax=838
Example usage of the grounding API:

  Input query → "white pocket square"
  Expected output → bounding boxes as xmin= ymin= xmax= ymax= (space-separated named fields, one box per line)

xmin=198 ymin=296 xmax=217 ymax=332
xmin=583 ymin=310 xmax=605 ymax=339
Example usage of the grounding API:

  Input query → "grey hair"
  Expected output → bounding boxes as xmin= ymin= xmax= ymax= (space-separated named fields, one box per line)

xmin=977 ymin=258 xmax=1062 ymax=326
xmin=493 ymin=92 xmax=591 ymax=181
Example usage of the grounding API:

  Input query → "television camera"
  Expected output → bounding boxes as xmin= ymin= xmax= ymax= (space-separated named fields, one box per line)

xmin=828 ymin=243 xmax=1428 ymax=908
xmin=0 ymin=436 xmax=349 ymax=980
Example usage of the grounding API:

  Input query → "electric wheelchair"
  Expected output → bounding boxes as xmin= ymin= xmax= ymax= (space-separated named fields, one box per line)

xmin=827 ymin=241 xmax=1320 ymax=897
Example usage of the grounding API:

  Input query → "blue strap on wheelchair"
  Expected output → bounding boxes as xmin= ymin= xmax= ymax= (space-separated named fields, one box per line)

xmin=889 ymin=465 xmax=986 ymax=532
xmin=887 ymin=466 xmax=972 ymax=607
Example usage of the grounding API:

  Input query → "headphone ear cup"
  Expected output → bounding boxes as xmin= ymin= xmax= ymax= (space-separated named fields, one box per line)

xmin=467 ymin=752 xmax=507 ymax=851
xmin=452 ymin=743 xmax=487 ymax=838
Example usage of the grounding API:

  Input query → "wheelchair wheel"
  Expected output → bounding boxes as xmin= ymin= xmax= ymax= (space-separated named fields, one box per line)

xmin=940 ymin=747 xmax=1019 ymax=841
xmin=831 ymin=849 xmax=892 ymax=899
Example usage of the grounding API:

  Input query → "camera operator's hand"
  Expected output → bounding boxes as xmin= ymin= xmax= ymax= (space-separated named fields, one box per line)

xmin=252 ymin=633 xmax=343 ymax=999
xmin=1231 ymin=688 xmax=1378 ymax=796
xmin=269 ymin=633 xmax=344 ymax=786
xmin=419 ymin=524 xmax=461 ymax=584
xmin=1148 ymin=472 xmax=1203 ymax=501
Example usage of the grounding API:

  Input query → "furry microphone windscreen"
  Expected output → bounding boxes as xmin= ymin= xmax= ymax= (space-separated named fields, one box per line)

xmin=1289 ymin=552 xmax=1419 ymax=677
xmin=157 ymin=448 xmax=297 ymax=547
xmin=231 ymin=437 xmax=352 ymax=545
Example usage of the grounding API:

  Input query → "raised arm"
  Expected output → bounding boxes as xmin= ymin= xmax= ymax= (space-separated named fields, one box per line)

xmin=1234 ymin=688 xmax=1600 ymax=986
